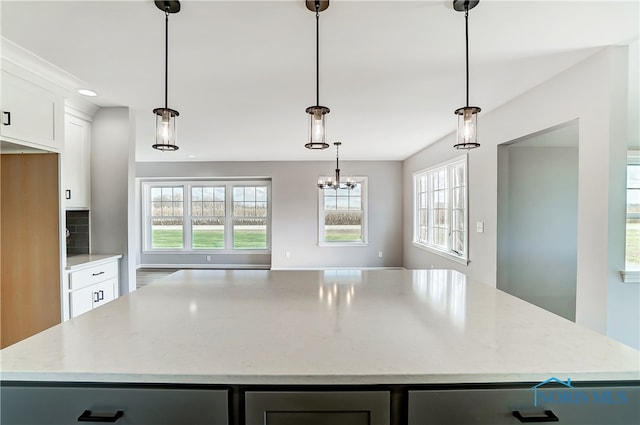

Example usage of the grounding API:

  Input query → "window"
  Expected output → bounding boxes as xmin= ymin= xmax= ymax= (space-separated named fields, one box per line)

xmin=413 ymin=156 xmax=468 ymax=263
xmin=318 ymin=178 xmax=367 ymax=245
xmin=626 ymin=152 xmax=640 ymax=271
xmin=143 ymin=180 xmax=270 ymax=253
xmin=150 ymin=186 xmax=184 ymax=249
xmin=233 ymin=186 xmax=268 ymax=249
xmin=191 ymin=186 xmax=225 ymax=249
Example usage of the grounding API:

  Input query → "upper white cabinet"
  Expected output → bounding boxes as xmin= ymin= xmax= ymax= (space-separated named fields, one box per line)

xmin=63 ymin=111 xmax=91 ymax=209
xmin=0 ymin=70 xmax=64 ymax=151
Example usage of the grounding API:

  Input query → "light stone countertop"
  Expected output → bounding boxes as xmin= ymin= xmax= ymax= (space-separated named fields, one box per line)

xmin=66 ymin=254 xmax=122 ymax=271
xmin=1 ymin=269 xmax=638 ymax=385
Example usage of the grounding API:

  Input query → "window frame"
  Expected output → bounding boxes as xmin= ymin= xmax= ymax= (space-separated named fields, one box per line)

xmin=142 ymin=179 xmax=271 ymax=254
xmin=412 ymin=155 xmax=469 ymax=265
xmin=623 ymin=150 xmax=640 ymax=282
xmin=317 ymin=176 xmax=368 ymax=246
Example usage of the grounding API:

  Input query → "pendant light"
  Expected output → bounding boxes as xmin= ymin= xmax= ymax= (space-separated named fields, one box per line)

xmin=317 ymin=142 xmax=356 ymax=190
xmin=453 ymin=0 xmax=481 ymax=150
xmin=152 ymin=1 xmax=181 ymax=151
xmin=305 ymin=0 xmax=331 ymax=150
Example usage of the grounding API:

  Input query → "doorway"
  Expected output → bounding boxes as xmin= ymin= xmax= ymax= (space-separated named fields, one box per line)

xmin=497 ymin=120 xmax=579 ymax=321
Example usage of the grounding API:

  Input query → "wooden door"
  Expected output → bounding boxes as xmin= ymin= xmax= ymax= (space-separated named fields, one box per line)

xmin=1 ymin=153 xmax=61 ymax=348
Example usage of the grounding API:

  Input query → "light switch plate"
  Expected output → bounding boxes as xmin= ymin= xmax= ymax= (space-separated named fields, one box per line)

xmin=476 ymin=221 xmax=484 ymax=233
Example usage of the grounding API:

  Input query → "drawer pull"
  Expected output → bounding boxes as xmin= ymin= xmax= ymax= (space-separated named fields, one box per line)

xmin=78 ymin=410 xmax=124 ymax=422
xmin=513 ymin=410 xmax=559 ymax=423
xmin=2 ymin=111 xmax=10 ymax=126
xmin=92 ymin=271 xmax=105 ymax=276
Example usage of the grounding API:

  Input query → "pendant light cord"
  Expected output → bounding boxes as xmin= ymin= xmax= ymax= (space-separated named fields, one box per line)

xmin=164 ymin=9 xmax=169 ymax=109
xmin=315 ymin=3 xmax=320 ymax=106
xmin=464 ymin=6 xmax=469 ymax=107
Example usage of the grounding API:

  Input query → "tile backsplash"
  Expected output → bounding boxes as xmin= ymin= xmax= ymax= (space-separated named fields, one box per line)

xmin=66 ymin=210 xmax=89 ymax=255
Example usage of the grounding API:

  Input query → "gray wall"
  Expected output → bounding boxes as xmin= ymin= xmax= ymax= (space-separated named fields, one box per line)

xmin=136 ymin=160 xmax=403 ymax=269
xmin=91 ymin=107 xmax=134 ymax=295
xmin=497 ymin=141 xmax=579 ymax=321
xmin=403 ymin=46 xmax=639 ymax=349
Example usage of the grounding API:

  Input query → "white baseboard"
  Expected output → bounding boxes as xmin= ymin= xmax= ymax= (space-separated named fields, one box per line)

xmin=270 ymin=266 xmax=406 ymax=271
xmin=137 ymin=264 xmax=270 ymax=270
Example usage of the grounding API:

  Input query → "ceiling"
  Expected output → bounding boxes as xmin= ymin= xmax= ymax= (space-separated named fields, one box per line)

xmin=1 ymin=1 xmax=638 ymax=162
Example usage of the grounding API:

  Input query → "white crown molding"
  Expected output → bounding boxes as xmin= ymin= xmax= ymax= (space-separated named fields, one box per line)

xmin=1 ymin=37 xmax=99 ymax=117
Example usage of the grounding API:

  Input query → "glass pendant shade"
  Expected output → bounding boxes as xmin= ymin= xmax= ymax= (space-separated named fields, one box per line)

xmin=454 ymin=106 xmax=481 ymax=150
xmin=305 ymin=106 xmax=330 ymax=150
xmin=153 ymin=107 xmax=179 ymax=151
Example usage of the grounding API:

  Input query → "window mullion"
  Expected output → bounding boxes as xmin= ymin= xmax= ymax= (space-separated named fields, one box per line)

xmin=184 ymin=184 xmax=192 ymax=251
xmin=226 ymin=183 xmax=233 ymax=251
xmin=448 ymin=165 xmax=454 ymax=253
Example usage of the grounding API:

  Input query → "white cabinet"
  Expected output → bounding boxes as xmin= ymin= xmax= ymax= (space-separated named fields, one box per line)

xmin=0 ymin=70 xmax=64 ymax=151
xmin=69 ymin=259 xmax=119 ymax=318
xmin=62 ymin=112 xmax=91 ymax=209
xmin=70 ymin=278 xmax=116 ymax=317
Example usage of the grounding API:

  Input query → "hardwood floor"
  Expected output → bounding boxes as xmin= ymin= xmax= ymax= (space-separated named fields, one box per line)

xmin=136 ymin=269 xmax=179 ymax=289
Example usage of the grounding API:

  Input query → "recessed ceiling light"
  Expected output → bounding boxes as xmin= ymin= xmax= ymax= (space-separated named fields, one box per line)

xmin=187 ymin=154 xmax=196 ymax=158
xmin=77 ymin=89 xmax=98 ymax=97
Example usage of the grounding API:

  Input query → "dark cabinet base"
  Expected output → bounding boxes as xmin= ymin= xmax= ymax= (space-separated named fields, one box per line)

xmin=1 ymin=381 xmax=637 ymax=425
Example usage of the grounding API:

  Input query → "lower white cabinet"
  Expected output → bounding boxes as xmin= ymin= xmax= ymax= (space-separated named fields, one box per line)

xmin=69 ymin=259 xmax=119 ymax=318
xmin=244 ymin=391 xmax=390 ymax=425
xmin=70 ymin=278 xmax=117 ymax=317
xmin=0 ymin=384 xmax=228 ymax=425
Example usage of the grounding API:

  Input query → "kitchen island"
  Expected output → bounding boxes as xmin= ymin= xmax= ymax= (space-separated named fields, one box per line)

xmin=1 ymin=269 xmax=638 ymax=424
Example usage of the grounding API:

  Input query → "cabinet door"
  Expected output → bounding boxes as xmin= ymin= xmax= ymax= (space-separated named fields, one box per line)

xmin=63 ymin=114 xmax=91 ymax=209
xmin=1 ymin=384 xmax=229 ymax=425
xmin=408 ymin=384 xmax=640 ymax=425
xmin=93 ymin=278 xmax=117 ymax=309
xmin=70 ymin=285 xmax=95 ymax=318
xmin=245 ymin=391 xmax=390 ymax=425
xmin=0 ymin=71 xmax=63 ymax=151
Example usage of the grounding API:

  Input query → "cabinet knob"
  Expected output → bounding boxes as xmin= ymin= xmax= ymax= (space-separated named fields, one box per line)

xmin=78 ymin=410 xmax=124 ymax=422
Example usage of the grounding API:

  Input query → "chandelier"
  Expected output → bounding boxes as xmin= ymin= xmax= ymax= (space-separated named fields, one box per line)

xmin=317 ymin=142 xmax=356 ymax=190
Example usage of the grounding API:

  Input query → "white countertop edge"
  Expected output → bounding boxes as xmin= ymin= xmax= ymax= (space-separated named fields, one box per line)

xmin=66 ymin=254 xmax=123 ymax=270
xmin=2 ymin=371 xmax=638 ymax=386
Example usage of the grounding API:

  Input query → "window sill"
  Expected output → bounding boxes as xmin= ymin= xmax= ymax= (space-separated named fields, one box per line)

xmin=620 ymin=270 xmax=640 ymax=283
xmin=412 ymin=242 xmax=469 ymax=266
xmin=318 ymin=242 xmax=368 ymax=247
xmin=142 ymin=249 xmax=271 ymax=255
